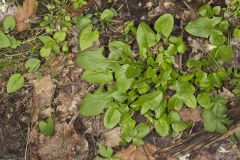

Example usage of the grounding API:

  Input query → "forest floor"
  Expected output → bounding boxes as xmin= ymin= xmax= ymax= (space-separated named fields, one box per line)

xmin=1 ymin=0 xmax=240 ymax=160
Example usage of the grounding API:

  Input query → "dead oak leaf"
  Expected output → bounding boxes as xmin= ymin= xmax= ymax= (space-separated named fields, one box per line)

xmin=15 ymin=0 xmax=38 ymax=31
xmin=115 ymin=143 xmax=157 ymax=160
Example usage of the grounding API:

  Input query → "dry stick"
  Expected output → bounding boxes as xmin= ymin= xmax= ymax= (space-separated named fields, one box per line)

xmin=203 ymin=124 xmax=240 ymax=149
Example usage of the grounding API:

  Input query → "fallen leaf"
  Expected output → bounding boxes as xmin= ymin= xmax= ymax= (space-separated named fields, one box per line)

xmin=178 ymin=107 xmax=202 ymax=123
xmin=31 ymin=75 xmax=56 ymax=123
xmin=37 ymin=122 xmax=89 ymax=160
xmin=15 ymin=0 xmax=38 ymax=31
xmin=115 ymin=143 xmax=157 ymax=160
xmin=219 ymin=87 xmax=235 ymax=100
xmin=101 ymin=127 xmax=121 ymax=147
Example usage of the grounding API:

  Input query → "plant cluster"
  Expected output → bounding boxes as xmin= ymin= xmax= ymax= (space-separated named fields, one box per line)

xmin=227 ymin=0 xmax=240 ymax=17
xmin=3 ymin=1 xmax=240 ymax=147
xmin=76 ymin=3 xmax=238 ymax=147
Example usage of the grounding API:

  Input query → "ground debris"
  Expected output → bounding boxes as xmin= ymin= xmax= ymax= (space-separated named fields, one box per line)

xmin=115 ymin=143 xmax=157 ymax=160
xmin=178 ymin=107 xmax=202 ymax=123
xmin=15 ymin=0 xmax=38 ymax=32
xmin=31 ymin=75 xmax=56 ymax=123
xmin=37 ymin=122 xmax=89 ymax=160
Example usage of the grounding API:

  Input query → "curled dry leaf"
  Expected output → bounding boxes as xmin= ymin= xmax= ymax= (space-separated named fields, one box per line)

xmin=115 ymin=143 xmax=157 ymax=160
xmin=15 ymin=0 xmax=38 ymax=31
xmin=178 ymin=107 xmax=202 ymax=123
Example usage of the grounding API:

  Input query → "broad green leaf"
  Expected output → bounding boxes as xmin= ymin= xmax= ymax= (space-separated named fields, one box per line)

xmin=137 ymin=22 xmax=158 ymax=58
xmin=108 ymin=41 xmax=131 ymax=59
xmin=168 ymin=94 xmax=183 ymax=110
xmin=213 ymin=6 xmax=221 ymax=15
xmin=115 ymin=66 xmax=134 ymax=93
xmin=203 ymin=96 xmax=231 ymax=133
xmin=208 ymin=73 xmax=222 ymax=88
xmin=185 ymin=17 xmax=222 ymax=38
xmin=154 ymin=14 xmax=174 ymax=37
xmin=74 ymin=15 xmax=92 ymax=30
xmin=7 ymin=73 xmax=24 ymax=93
xmin=198 ymin=3 xmax=214 ymax=17
xmin=53 ymin=31 xmax=66 ymax=42
xmin=187 ymin=58 xmax=202 ymax=68
xmin=219 ymin=20 xmax=229 ymax=32
xmin=0 ymin=31 xmax=11 ymax=49
xmin=38 ymin=35 xmax=54 ymax=44
xmin=216 ymin=45 xmax=233 ymax=62
xmin=154 ymin=118 xmax=169 ymax=136
xmin=80 ymin=91 xmax=112 ymax=116
xmin=197 ymin=93 xmax=211 ymax=109
xmin=169 ymin=36 xmax=186 ymax=54
xmin=183 ymin=94 xmax=197 ymax=108
xmin=125 ymin=65 xmax=142 ymax=79
xmin=195 ymin=71 xmax=211 ymax=90
xmin=39 ymin=118 xmax=55 ymax=136
xmin=104 ymin=107 xmax=121 ymax=129
xmin=233 ymin=27 xmax=240 ymax=38
xmin=168 ymin=111 xmax=181 ymax=123
xmin=209 ymin=30 xmax=226 ymax=46
xmin=132 ymin=138 xmax=144 ymax=146
xmin=175 ymin=81 xmax=195 ymax=99
xmin=135 ymin=123 xmax=149 ymax=138
xmin=83 ymin=69 xmax=113 ymax=83
xmin=40 ymin=46 xmax=51 ymax=58
xmin=131 ymin=90 xmax=163 ymax=107
xmin=3 ymin=15 xmax=16 ymax=31
xmin=76 ymin=48 xmax=109 ymax=70
xmin=98 ymin=145 xmax=113 ymax=158
xmin=25 ymin=58 xmax=41 ymax=73
xmin=203 ymin=110 xmax=227 ymax=133
xmin=100 ymin=8 xmax=117 ymax=22
xmin=80 ymin=25 xmax=99 ymax=50
xmin=172 ymin=121 xmax=189 ymax=133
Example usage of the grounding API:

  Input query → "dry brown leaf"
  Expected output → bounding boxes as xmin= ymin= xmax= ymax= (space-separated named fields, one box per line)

xmin=178 ymin=108 xmax=202 ymax=123
xmin=101 ymin=127 xmax=121 ymax=147
xmin=31 ymin=75 xmax=56 ymax=123
xmin=15 ymin=0 xmax=38 ymax=31
xmin=115 ymin=143 xmax=157 ymax=160
xmin=37 ymin=122 xmax=89 ymax=160
xmin=219 ymin=87 xmax=235 ymax=100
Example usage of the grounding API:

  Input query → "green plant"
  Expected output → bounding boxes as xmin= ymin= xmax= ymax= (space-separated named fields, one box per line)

xmin=227 ymin=0 xmax=240 ymax=17
xmin=96 ymin=146 xmax=119 ymax=160
xmin=77 ymin=13 xmax=193 ymax=145
xmin=38 ymin=30 xmax=67 ymax=58
xmin=79 ymin=25 xmax=99 ymax=51
xmin=71 ymin=0 xmax=87 ymax=9
xmin=233 ymin=26 xmax=240 ymax=38
xmin=76 ymin=4 xmax=237 ymax=147
xmin=39 ymin=117 xmax=55 ymax=136
xmin=100 ymin=8 xmax=117 ymax=22
xmin=7 ymin=73 xmax=25 ymax=93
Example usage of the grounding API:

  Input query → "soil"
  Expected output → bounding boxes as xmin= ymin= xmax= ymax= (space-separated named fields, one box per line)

xmin=1 ymin=0 xmax=240 ymax=160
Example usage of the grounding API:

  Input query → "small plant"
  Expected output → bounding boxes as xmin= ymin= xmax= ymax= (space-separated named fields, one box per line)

xmin=39 ymin=117 xmax=55 ymax=136
xmin=227 ymin=0 xmax=240 ymax=17
xmin=100 ymin=8 xmax=117 ymax=22
xmin=96 ymin=146 xmax=119 ymax=160
xmin=71 ymin=0 xmax=87 ymax=9
xmin=38 ymin=30 xmax=67 ymax=58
